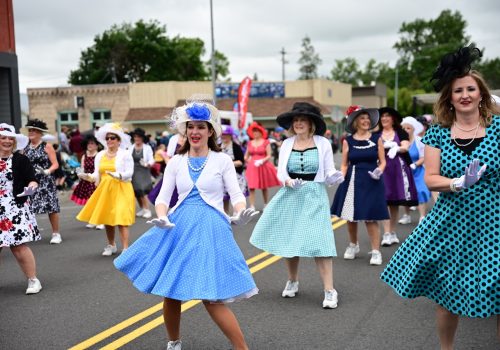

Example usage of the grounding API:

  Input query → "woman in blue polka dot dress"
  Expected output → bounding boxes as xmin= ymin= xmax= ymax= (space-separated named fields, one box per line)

xmin=381 ymin=45 xmax=500 ymax=349
xmin=114 ymin=100 xmax=259 ymax=350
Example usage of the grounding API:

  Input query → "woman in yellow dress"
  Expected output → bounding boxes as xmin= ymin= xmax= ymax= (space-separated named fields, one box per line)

xmin=76 ymin=123 xmax=135 ymax=256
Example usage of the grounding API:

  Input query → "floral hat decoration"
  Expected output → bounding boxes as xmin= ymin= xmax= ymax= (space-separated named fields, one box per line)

xmin=344 ymin=105 xmax=379 ymax=134
xmin=0 ymin=123 xmax=29 ymax=150
xmin=95 ymin=122 xmax=131 ymax=149
xmin=171 ymin=95 xmax=222 ymax=137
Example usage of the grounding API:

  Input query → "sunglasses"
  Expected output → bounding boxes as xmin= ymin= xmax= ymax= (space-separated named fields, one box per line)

xmin=105 ymin=136 xmax=119 ymax=141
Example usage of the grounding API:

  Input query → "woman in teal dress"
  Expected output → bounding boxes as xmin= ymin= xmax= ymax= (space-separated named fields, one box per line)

xmin=381 ymin=45 xmax=500 ymax=349
xmin=250 ymin=102 xmax=344 ymax=309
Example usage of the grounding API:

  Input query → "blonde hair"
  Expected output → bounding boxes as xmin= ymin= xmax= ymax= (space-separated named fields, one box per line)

xmin=287 ymin=116 xmax=316 ymax=137
xmin=433 ymin=70 xmax=500 ymax=128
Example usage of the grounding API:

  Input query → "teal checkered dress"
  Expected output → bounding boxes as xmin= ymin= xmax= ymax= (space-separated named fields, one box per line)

xmin=250 ymin=147 xmax=337 ymax=257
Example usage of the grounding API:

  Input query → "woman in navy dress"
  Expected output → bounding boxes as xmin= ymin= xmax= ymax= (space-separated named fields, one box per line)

xmin=331 ymin=106 xmax=389 ymax=265
xmin=115 ymin=100 xmax=258 ymax=350
xmin=381 ymin=45 xmax=500 ymax=349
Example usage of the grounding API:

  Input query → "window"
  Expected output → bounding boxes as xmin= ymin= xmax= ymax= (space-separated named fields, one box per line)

xmin=92 ymin=110 xmax=112 ymax=128
xmin=59 ymin=111 xmax=78 ymax=122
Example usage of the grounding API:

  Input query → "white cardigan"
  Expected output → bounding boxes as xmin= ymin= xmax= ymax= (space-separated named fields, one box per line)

xmin=91 ymin=149 xmax=134 ymax=186
xmin=277 ymin=135 xmax=337 ymax=185
xmin=128 ymin=144 xmax=155 ymax=166
xmin=155 ymin=151 xmax=246 ymax=220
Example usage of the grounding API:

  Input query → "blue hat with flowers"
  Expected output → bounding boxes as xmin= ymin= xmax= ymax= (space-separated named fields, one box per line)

xmin=171 ymin=95 xmax=222 ymax=137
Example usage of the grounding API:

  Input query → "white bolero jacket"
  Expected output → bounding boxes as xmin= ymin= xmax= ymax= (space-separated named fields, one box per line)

xmin=155 ymin=151 xmax=246 ymax=220
xmin=277 ymin=135 xmax=337 ymax=185
xmin=92 ymin=148 xmax=134 ymax=186
xmin=128 ymin=143 xmax=155 ymax=166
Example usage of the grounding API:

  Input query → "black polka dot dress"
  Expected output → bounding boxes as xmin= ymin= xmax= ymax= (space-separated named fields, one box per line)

xmin=381 ymin=117 xmax=500 ymax=318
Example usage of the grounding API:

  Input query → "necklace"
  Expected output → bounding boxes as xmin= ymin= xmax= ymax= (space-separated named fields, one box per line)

xmin=454 ymin=121 xmax=479 ymax=132
xmin=106 ymin=149 xmax=117 ymax=158
xmin=451 ymin=122 xmax=480 ymax=147
xmin=187 ymin=151 xmax=210 ymax=172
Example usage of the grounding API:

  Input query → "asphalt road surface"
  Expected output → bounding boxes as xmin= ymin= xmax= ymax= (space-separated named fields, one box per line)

xmin=1 ymin=185 xmax=498 ymax=350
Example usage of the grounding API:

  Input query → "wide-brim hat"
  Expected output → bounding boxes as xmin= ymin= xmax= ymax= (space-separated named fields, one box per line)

xmin=378 ymin=107 xmax=402 ymax=123
xmin=130 ymin=127 xmax=148 ymax=142
xmin=401 ymin=116 xmax=424 ymax=136
xmin=25 ymin=118 xmax=49 ymax=133
xmin=344 ymin=106 xmax=379 ymax=134
xmin=172 ymin=101 xmax=222 ymax=138
xmin=95 ymin=122 xmax=131 ymax=149
xmin=221 ymin=124 xmax=236 ymax=136
xmin=246 ymin=122 xmax=268 ymax=139
xmin=0 ymin=123 xmax=29 ymax=150
xmin=276 ymin=102 xmax=326 ymax=136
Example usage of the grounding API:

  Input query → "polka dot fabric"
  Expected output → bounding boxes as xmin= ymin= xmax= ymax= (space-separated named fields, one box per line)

xmin=381 ymin=117 xmax=500 ymax=317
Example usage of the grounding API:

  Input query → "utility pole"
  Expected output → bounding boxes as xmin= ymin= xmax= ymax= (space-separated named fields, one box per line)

xmin=210 ymin=0 xmax=217 ymax=105
xmin=280 ymin=47 xmax=288 ymax=82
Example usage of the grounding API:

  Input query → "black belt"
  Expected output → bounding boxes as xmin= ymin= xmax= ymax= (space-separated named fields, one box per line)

xmin=288 ymin=172 xmax=316 ymax=181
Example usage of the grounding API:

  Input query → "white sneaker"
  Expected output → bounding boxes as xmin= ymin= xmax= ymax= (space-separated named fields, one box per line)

xmin=343 ymin=243 xmax=360 ymax=260
xmin=102 ymin=244 xmax=118 ymax=256
xmin=86 ymin=223 xmax=96 ymax=229
xmin=142 ymin=209 xmax=152 ymax=219
xmin=322 ymin=289 xmax=338 ymax=309
xmin=26 ymin=278 xmax=42 ymax=294
xmin=167 ymin=340 xmax=182 ymax=350
xmin=369 ymin=250 xmax=383 ymax=265
xmin=96 ymin=224 xmax=105 ymax=230
xmin=136 ymin=208 xmax=145 ymax=217
xmin=409 ymin=206 xmax=417 ymax=211
xmin=390 ymin=232 xmax=400 ymax=244
xmin=381 ymin=232 xmax=392 ymax=246
xmin=398 ymin=214 xmax=412 ymax=224
xmin=282 ymin=280 xmax=299 ymax=298
xmin=50 ymin=233 xmax=62 ymax=244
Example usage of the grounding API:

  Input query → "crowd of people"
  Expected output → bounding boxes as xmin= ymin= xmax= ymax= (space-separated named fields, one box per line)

xmin=1 ymin=45 xmax=498 ymax=350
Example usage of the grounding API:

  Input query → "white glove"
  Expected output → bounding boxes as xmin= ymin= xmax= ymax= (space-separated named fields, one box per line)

xmin=35 ymin=166 xmax=51 ymax=176
xmin=77 ymin=172 xmax=95 ymax=183
xmin=254 ymin=159 xmax=265 ymax=167
xmin=17 ymin=185 xmax=38 ymax=197
xmin=383 ymin=140 xmax=397 ymax=149
xmin=230 ymin=208 xmax=260 ymax=226
xmin=387 ymin=145 xmax=400 ymax=159
xmin=452 ymin=159 xmax=487 ymax=191
xmin=410 ymin=163 xmax=417 ymax=170
xmin=105 ymin=171 xmax=122 ymax=180
xmin=368 ymin=168 xmax=383 ymax=180
xmin=139 ymin=159 xmax=149 ymax=168
xmin=287 ymin=178 xmax=305 ymax=189
xmin=325 ymin=170 xmax=344 ymax=185
xmin=146 ymin=216 xmax=175 ymax=229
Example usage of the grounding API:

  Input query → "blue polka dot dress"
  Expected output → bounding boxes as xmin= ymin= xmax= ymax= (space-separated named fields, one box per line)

xmin=381 ymin=117 xmax=500 ymax=317
xmin=114 ymin=157 xmax=258 ymax=302
xmin=250 ymin=148 xmax=337 ymax=257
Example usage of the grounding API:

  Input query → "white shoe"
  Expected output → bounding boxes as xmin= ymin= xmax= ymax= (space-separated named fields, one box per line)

xmin=390 ymin=232 xmax=400 ymax=244
xmin=381 ymin=232 xmax=392 ymax=247
xmin=343 ymin=243 xmax=360 ymax=260
xmin=26 ymin=278 xmax=42 ymax=294
xmin=282 ymin=280 xmax=299 ymax=298
xmin=50 ymin=233 xmax=62 ymax=244
xmin=398 ymin=214 xmax=412 ymax=225
xmin=96 ymin=224 xmax=105 ymax=230
xmin=369 ymin=250 xmax=383 ymax=265
xmin=136 ymin=208 xmax=145 ymax=217
xmin=102 ymin=244 xmax=117 ymax=256
xmin=142 ymin=209 xmax=152 ymax=219
xmin=409 ymin=206 xmax=417 ymax=211
xmin=322 ymin=289 xmax=338 ymax=309
xmin=86 ymin=223 xmax=96 ymax=229
xmin=167 ymin=340 xmax=182 ymax=350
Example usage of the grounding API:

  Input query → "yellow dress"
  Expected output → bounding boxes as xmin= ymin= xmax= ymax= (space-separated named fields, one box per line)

xmin=77 ymin=155 xmax=135 ymax=226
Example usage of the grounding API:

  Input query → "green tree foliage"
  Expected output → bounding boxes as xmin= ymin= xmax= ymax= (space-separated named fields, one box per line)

xmin=205 ymin=50 xmax=230 ymax=81
xmin=476 ymin=58 xmax=500 ymax=89
xmin=330 ymin=57 xmax=359 ymax=85
xmin=68 ymin=20 xmax=217 ymax=84
xmin=298 ymin=36 xmax=322 ymax=80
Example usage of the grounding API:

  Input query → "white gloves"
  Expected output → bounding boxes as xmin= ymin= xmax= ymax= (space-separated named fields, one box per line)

xmin=77 ymin=173 xmax=95 ymax=183
xmin=105 ymin=171 xmax=122 ymax=180
xmin=387 ymin=145 xmax=400 ymax=159
xmin=410 ymin=163 xmax=417 ymax=170
xmin=368 ymin=168 xmax=383 ymax=180
xmin=451 ymin=159 xmax=487 ymax=191
xmin=383 ymin=140 xmax=397 ymax=149
xmin=254 ymin=159 xmax=265 ymax=167
xmin=35 ymin=166 xmax=51 ymax=176
xmin=147 ymin=216 xmax=175 ymax=229
xmin=287 ymin=178 xmax=305 ymax=189
xmin=230 ymin=208 xmax=260 ymax=225
xmin=325 ymin=170 xmax=344 ymax=186
xmin=17 ymin=185 xmax=38 ymax=197
xmin=139 ymin=159 xmax=149 ymax=168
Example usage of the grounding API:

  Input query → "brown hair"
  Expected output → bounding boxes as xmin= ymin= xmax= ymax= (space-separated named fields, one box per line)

xmin=287 ymin=116 xmax=316 ymax=137
xmin=350 ymin=112 xmax=370 ymax=133
xmin=433 ymin=70 xmax=500 ymax=128
xmin=178 ymin=122 xmax=221 ymax=154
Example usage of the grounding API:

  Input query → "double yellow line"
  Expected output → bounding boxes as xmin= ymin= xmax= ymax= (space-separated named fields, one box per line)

xmin=70 ymin=217 xmax=346 ymax=350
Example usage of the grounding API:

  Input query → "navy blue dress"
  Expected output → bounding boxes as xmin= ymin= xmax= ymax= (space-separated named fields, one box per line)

xmin=331 ymin=134 xmax=389 ymax=221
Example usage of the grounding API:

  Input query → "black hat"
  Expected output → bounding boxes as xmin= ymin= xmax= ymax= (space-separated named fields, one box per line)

xmin=345 ymin=106 xmax=379 ymax=134
xmin=378 ymin=107 xmax=402 ymax=123
xmin=131 ymin=128 xmax=148 ymax=142
xmin=81 ymin=134 xmax=99 ymax=150
xmin=25 ymin=118 xmax=49 ymax=132
xmin=276 ymin=102 xmax=326 ymax=135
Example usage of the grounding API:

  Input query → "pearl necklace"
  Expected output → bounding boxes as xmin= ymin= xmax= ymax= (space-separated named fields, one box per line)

xmin=187 ymin=151 xmax=210 ymax=172
xmin=451 ymin=122 xmax=480 ymax=147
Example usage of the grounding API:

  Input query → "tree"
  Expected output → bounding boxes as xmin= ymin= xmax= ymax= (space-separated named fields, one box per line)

xmin=297 ymin=36 xmax=322 ymax=80
xmin=330 ymin=57 xmax=359 ymax=85
xmin=476 ymin=58 xmax=500 ymax=89
xmin=68 ymin=19 xmax=216 ymax=84
xmin=205 ymin=50 xmax=230 ymax=81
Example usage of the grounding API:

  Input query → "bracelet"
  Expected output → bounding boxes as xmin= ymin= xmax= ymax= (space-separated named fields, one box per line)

xmin=449 ymin=178 xmax=460 ymax=192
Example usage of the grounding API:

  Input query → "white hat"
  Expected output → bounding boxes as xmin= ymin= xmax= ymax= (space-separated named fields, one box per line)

xmin=171 ymin=100 xmax=222 ymax=138
xmin=491 ymin=95 xmax=500 ymax=105
xmin=0 ymin=123 xmax=29 ymax=150
xmin=401 ymin=116 xmax=424 ymax=136
xmin=95 ymin=122 xmax=131 ymax=149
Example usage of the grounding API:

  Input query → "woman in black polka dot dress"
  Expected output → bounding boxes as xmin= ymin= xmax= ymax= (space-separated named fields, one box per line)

xmin=381 ymin=45 xmax=500 ymax=349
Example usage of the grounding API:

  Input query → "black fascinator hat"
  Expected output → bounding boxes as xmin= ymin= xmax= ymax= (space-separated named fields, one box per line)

xmin=25 ymin=118 xmax=49 ymax=132
xmin=430 ymin=44 xmax=482 ymax=92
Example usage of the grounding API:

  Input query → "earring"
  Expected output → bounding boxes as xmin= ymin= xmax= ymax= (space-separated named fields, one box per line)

xmin=479 ymin=101 xmax=482 ymax=108
xmin=449 ymin=105 xmax=454 ymax=111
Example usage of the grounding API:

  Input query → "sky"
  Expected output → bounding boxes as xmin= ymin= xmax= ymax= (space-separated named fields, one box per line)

xmin=12 ymin=0 xmax=500 ymax=93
